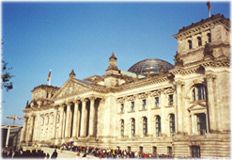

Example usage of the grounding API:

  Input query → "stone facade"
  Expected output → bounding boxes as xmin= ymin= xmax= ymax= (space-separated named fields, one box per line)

xmin=21 ymin=14 xmax=230 ymax=158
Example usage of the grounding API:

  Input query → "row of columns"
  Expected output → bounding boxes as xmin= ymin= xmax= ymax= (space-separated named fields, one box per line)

xmin=56 ymin=97 xmax=99 ymax=139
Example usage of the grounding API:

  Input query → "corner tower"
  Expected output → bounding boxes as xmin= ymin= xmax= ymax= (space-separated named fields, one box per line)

xmin=174 ymin=14 xmax=230 ymax=66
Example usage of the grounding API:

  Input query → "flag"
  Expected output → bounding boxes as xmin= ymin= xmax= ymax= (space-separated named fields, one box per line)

xmin=47 ymin=71 xmax=51 ymax=81
xmin=207 ymin=1 xmax=211 ymax=17
xmin=206 ymin=1 xmax=211 ymax=10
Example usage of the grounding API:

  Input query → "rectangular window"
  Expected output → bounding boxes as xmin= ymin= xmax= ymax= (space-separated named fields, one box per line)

xmin=120 ymin=103 xmax=124 ymax=113
xmin=168 ymin=94 xmax=173 ymax=106
xmin=142 ymin=99 xmax=146 ymax=110
xmin=155 ymin=97 xmax=159 ymax=107
xmin=190 ymin=145 xmax=201 ymax=158
xmin=131 ymin=101 xmax=135 ymax=111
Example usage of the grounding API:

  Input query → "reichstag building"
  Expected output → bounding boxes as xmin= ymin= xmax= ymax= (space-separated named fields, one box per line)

xmin=21 ymin=14 xmax=230 ymax=158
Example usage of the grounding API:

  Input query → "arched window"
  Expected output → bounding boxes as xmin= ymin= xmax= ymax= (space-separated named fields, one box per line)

xmin=207 ymin=33 xmax=211 ymax=43
xmin=131 ymin=118 xmax=135 ymax=136
xmin=120 ymin=119 xmax=124 ymax=137
xmin=197 ymin=36 xmax=202 ymax=46
xmin=155 ymin=115 xmax=161 ymax=136
xmin=169 ymin=114 xmax=175 ymax=134
xmin=192 ymin=84 xmax=207 ymax=101
xmin=188 ymin=40 xmax=192 ymax=49
xmin=143 ymin=117 xmax=148 ymax=136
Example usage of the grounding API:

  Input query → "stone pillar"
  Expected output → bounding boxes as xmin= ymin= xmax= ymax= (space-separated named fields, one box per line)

xmin=206 ymin=73 xmax=216 ymax=132
xmin=147 ymin=96 xmax=153 ymax=136
xmin=53 ymin=107 xmax=58 ymax=139
xmin=80 ymin=99 xmax=88 ymax=137
xmin=21 ymin=117 xmax=28 ymax=142
xmin=76 ymin=102 xmax=81 ymax=137
xmin=72 ymin=100 xmax=80 ymax=137
xmin=65 ymin=103 xmax=71 ymax=138
xmin=29 ymin=116 xmax=36 ymax=141
xmin=135 ymin=98 xmax=141 ymax=137
xmin=59 ymin=105 xmax=64 ymax=138
xmin=175 ymin=80 xmax=184 ymax=133
xmin=89 ymin=97 xmax=95 ymax=137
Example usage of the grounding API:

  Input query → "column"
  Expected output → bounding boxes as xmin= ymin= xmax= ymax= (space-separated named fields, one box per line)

xmin=65 ymin=103 xmax=71 ymax=138
xmin=175 ymin=80 xmax=184 ymax=133
xmin=59 ymin=105 xmax=64 ymax=138
xmin=147 ymin=96 xmax=153 ymax=136
xmin=72 ymin=101 xmax=80 ymax=137
xmin=29 ymin=116 xmax=35 ymax=141
xmin=80 ymin=99 xmax=87 ymax=137
xmin=89 ymin=97 xmax=95 ymax=137
xmin=53 ymin=107 xmax=58 ymax=138
xmin=21 ymin=117 xmax=28 ymax=142
xmin=206 ymin=73 xmax=216 ymax=132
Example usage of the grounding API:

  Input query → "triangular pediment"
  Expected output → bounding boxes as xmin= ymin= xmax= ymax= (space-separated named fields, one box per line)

xmin=188 ymin=102 xmax=207 ymax=112
xmin=53 ymin=79 xmax=91 ymax=99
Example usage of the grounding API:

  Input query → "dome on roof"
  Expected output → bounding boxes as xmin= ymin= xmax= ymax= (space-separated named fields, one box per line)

xmin=128 ymin=59 xmax=173 ymax=76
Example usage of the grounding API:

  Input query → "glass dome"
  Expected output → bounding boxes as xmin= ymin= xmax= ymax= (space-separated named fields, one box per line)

xmin=128 ymin=58 xmax=173 ymax=76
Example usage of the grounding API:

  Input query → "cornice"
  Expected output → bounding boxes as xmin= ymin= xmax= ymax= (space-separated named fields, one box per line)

xmin=171 ymin=58 xmax=230 ymax=75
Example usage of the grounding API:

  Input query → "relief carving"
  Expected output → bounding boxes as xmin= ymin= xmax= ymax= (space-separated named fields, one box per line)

xmin=57 ymin=81 xmax=90 ymax=98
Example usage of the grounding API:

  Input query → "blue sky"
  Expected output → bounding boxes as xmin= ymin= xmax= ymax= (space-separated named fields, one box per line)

xmin=2 ymin=2 xmax=230 ymax=125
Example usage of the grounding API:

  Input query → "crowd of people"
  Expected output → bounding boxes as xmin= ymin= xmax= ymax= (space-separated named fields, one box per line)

xmin=2 ymin=148 xmax=58 ymax=159
xmin=2 ymin=142 xmax=172 ymax=159
xmin=59 ymin=142 xmax=172 ymax=158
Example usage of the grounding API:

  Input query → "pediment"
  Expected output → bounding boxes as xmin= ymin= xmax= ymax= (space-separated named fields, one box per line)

xmin=188 ymin=102 xmax=207 ymax=112
xmin=53 ymin=79 xmax=91 ymax=99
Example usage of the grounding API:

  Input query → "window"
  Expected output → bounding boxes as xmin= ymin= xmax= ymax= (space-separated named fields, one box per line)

xmin=155 ymin=97 xmax=159 ymax=108
xmin=168 ymin=94 xmax=173 ymax=106
xmin=131 ymin=101 xmax=135 ymax=111
xmin=188 ymin=40 xmax=192 ymax=49
xmin=197 ymin=36 xmax=202 ymax=46
xmin=131 ymin=118 xmax=135 ymax=137
xmin=143 ymin=117 xmax=148 ymax=136
xmin=152 ymin=146 xmax=157 ymax=155
xmin=155 ymin=116 xmax=161 ymax=136
xmin=121 ymin=119 xmax=124 ymax=137
xmin=120 ymin=103 xmax=124 ymax=113
xmin=196 ymin=113 xmax=207 ymax=135
xmin=167 ymin=146 xmax=172 ymax=157
xmin=192 ymin=84 xmax=206 ymax=101
xmin=169 ymin=114 xmax=175 ymax=134
xmin=142 ymin=99 xmax=146 ymax=110
xmin=190 ymin=145 xmax=201 ymax=158
xmin=207 ymin=33 xmax=211 ymax=43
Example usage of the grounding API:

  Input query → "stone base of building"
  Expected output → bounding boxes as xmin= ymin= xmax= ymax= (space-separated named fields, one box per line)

xmin=22 ymin=133 xmax=230 ymax=158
